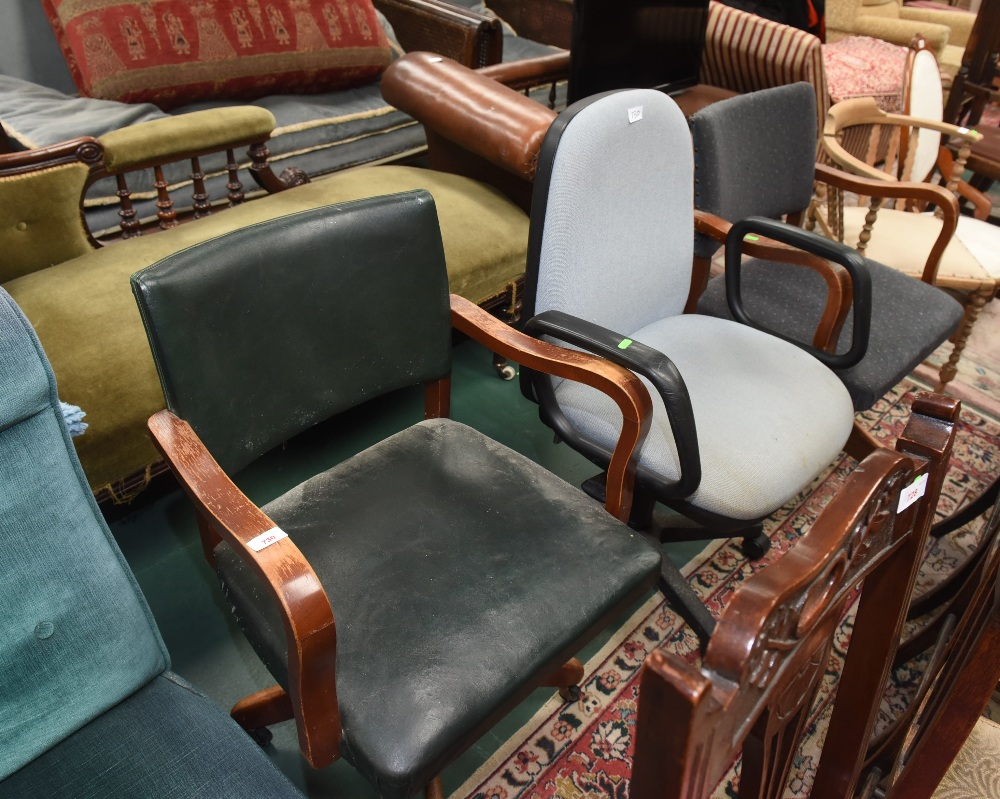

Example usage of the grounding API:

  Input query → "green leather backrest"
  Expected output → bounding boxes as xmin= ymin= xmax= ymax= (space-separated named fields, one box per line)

xmin=132 ymin=191 xmax=452 ymax=475
xmin=0 ymin=289 xmax=168 ymax=780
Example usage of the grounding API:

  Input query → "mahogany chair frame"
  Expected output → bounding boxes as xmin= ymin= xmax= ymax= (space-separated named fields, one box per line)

xmin=630 ymin=394 xmax=961 ymax=799
xmin=147 ymin=294 xmax=653 ymax=788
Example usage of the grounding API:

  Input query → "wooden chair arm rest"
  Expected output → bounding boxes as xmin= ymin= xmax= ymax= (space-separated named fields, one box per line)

xmin=375 ymin=0 xmax=502 ymax=67
xmin=477 ymin=52 xmax=570 ymax=90
xmin=814 ymin=162 xmax=960 ymax=285
xmin=694 ymin=209 xmax=852 ymax=350
xmin=146 ymin=409 xmax=340 ymax=769
xmin=450 ymin=294 xmax=652 ymax=523
xmin=815 ymin=162 xmax=959 ymax=211
xmin=485 ymin=0 xmax=573 ymax=48
xmin=383 ymin=53 xmax=557 ymax=183
xmin=825 ymin=102 xmax=983 ymax=172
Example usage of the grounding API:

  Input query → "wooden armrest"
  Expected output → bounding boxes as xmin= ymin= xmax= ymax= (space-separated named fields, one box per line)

xmin=825 ymin=99 xmax=982 ymax=161
xmin=450 ymin=294 xmax=652 ymax=523
xmin=477 ymin=52 xmax=570 ymax=91
xmin=374 ymin=0 xmax=502 ymax=67
xmin=694 ymin=209 xmax=853 ymax=351
xmin=485 ymin=0 xmax=573 ymax=48
xmin=147 ymin=410 xmax=340 ymax=769
xmin=813 ymin=162 xmax=959 ymax=285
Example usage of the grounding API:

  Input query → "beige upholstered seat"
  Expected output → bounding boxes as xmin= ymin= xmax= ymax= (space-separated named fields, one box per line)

xmin=820 ymin=43 xmax=998 ymax=390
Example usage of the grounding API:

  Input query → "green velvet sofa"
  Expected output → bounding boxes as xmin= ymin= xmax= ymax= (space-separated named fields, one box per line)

xmin=0 ymin=98 xmax=540 ymax=501
xmin=0 ymin=1 xmax=562 ymax=502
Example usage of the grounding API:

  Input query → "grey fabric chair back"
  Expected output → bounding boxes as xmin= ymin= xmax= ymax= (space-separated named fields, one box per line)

xmin=132 ymin=192 xmax=452 ymax=475
xmin=690 ymin=82 xmax=818 ymax=258
xmin=0 ymin=289 xmax=167 ymax=780
xmin=528 ymin=89 xmax=695 ymax=333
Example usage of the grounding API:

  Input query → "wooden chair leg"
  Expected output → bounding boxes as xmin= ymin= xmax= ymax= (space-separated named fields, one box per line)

xmin=424 ymin=775 xmax=444 ymax=799
xmin=542 ymin=657 xmax=585 ymax=701
xmin=937 ymin=285 xmax=994 ymax=391
xmin=231 ymin=684 xmax=294 ymax=731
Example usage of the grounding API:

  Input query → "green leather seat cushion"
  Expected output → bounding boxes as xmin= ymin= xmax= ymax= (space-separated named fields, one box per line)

xmin=214 ymin=418 xmax=661 ymax=799
xmin=3 ymin=166 xmax=528 ymax=490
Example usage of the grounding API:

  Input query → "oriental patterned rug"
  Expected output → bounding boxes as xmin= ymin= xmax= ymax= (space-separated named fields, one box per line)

xmin=453 ymin=380 xmax=1000 ymax=799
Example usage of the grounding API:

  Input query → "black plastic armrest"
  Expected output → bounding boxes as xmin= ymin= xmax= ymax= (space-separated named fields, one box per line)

xmin=725 ymin=216 xmax=872 ymax=370
xmin=524 ymin=310 xmax=701 ymax=499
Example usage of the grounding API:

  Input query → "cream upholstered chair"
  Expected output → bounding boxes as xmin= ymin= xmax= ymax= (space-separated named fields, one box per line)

xmin=826 ymin=0 xmax=974 ymax=79
xmin=819 ymin=42 xmax=998 ymax=390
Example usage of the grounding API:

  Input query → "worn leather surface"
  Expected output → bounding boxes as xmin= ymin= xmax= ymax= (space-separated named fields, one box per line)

xmin=382 ymin=52 xmax=557 ymax=182
xmin=132 ymin=192 xmax=451 ymax=475
xmin=216 ymin=418 xmax=660 ymax=799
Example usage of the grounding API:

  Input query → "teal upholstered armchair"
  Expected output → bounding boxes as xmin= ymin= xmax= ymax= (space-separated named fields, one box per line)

xmin=0 ymin=287 xmax=304 ymax=797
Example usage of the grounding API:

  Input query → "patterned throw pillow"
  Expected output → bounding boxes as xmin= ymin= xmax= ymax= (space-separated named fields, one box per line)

xmin=42 ymin=0 xmax=393 ymax=109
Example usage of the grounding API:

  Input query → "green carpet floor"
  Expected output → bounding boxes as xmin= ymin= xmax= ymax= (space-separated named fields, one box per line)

xmin=106 ymin=338 xmax=698 ymax=798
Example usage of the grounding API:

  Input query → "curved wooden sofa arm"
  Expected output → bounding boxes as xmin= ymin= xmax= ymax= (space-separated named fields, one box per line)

xmin=375 ymin=0 xmax=502 ymax=68
xmin=147 ymin=410 xmax=340 ymax=769
xmin=382 ymin=52 xmax=557 ymax=210
xmin=450 ymin=294 xmax=653 ymax=523
xmin=694 ymin=209 xmax=854 ymax=352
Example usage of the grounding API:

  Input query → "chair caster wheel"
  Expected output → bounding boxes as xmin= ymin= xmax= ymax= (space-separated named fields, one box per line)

xmin=559 ymin=684 xmax=582 ymax=702
xmin=248 ymin=727 xmax=273 ymax=748
xmin=492 ymin=353 xmax=517 ymax=380
xmin=741 ymin=533 xmax=770 ymax=560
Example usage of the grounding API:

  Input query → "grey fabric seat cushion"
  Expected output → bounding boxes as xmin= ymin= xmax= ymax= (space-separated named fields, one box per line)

xmin=0 ymin=672 xmax=303 ymax=799
xmin=214 ymin=418 xmax=660 ymax=799
xmin=552 ymin=314 xmax=855 ymax=521
xmin=696 ymin=258 xmax=964 ymax=409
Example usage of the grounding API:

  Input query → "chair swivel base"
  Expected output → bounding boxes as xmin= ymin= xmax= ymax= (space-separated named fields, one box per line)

xmin=581 ymin=472 xmax=771 ymax=558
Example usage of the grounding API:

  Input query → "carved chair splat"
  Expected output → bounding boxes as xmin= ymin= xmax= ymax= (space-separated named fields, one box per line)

xmin=631 ymin=394 xmax=960 ymax=799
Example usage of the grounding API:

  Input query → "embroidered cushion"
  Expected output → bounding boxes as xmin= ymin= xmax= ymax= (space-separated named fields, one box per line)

xmin=41 ymin=0 xmax=392 ymax=109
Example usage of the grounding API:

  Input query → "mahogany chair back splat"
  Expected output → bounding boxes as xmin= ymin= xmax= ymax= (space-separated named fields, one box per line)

xmin=630 ymin=393 xmax=960 ymax=799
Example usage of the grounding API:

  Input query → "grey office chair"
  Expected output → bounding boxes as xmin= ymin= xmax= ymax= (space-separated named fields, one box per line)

xmin=691 ymin=83 xmax=963 ymax=450
xmin=519 ymin=87 xmax=863 ymax=641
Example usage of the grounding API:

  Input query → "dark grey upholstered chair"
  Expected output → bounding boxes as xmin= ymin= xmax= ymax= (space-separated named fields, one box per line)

xmin=519 ymin=87 xmax=863 ymax=642
xmin=0 ymin=289 xmax=304 ymax=798
xmin=130 ymin=190 xmax=662 ymax=799
xmin=691 ymin=83 xmax=964 ymax=431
